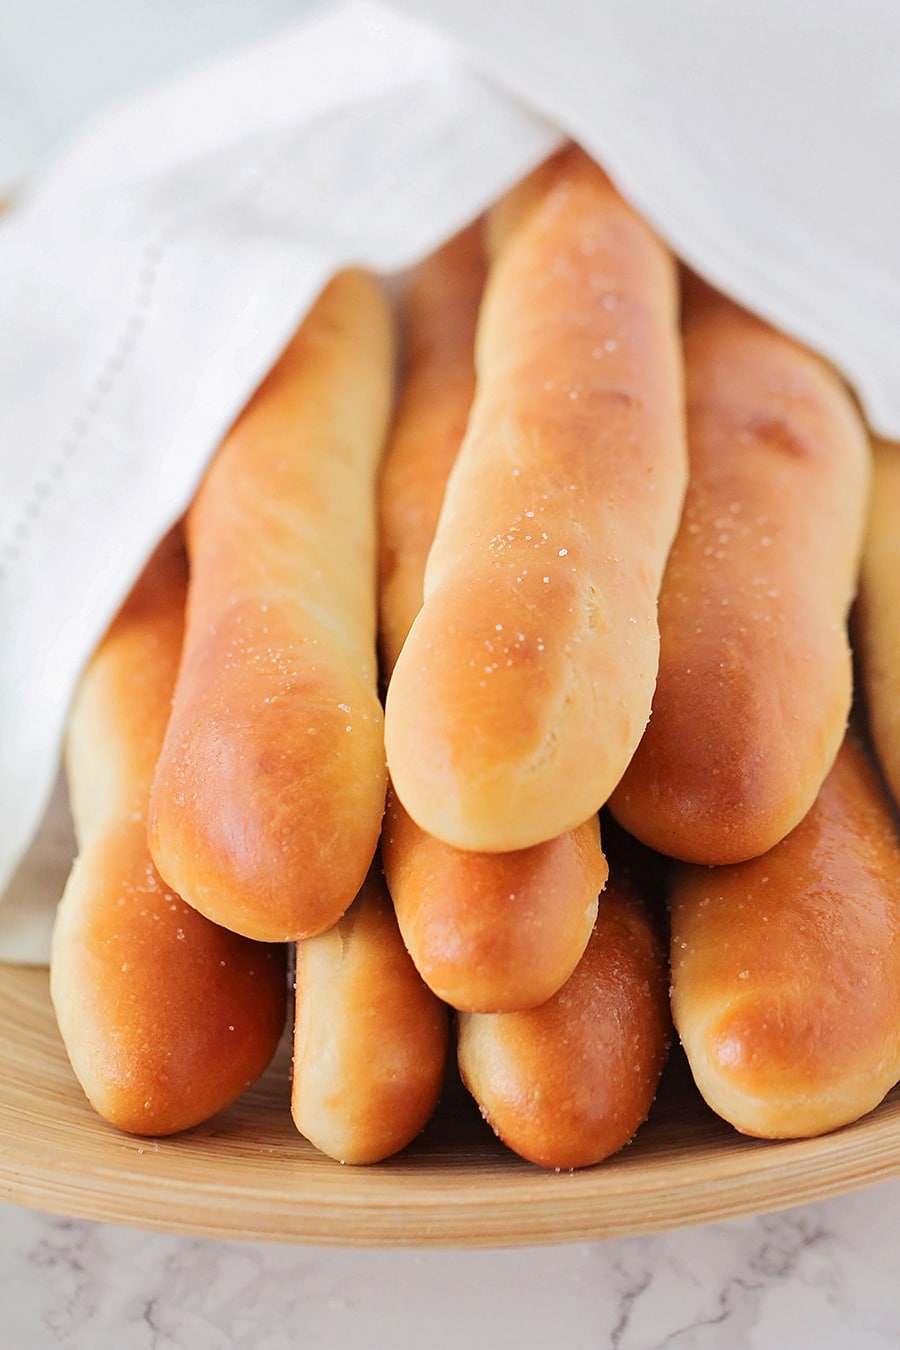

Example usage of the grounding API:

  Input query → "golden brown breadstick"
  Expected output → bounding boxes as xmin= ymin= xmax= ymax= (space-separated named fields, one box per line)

xmin=377 ymin=226 xmax=605 ymax=1011
xmin=457 ymin=820 xmax=670 ymax=1169
xmin=378 ymin=221 xmax=485 ymax=677
xmin=610 ymin=280 xmax=871 ymax=864
xmin=384 ymin=145 xmax=686 ymax=852
xmin=149 ymin=271 xmax=395 ymax=942
xmin=50 ymin=531 xmax=287 ymax=1136
xmin=670 ymin=734 xmax=900 ymax=1139
xmin=291 ymin=866 xmax=450 ymax=1164
xmin=855 ymin=437 xmax=900 ymax=810
xmin=381 ymin=787 xmax=605 ymax=1011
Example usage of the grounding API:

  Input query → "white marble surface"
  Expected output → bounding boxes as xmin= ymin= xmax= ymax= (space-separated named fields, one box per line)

xmin=4 ymin=3 xmax=900 ymax=1344
xmin=2 ymin=1183 xmax=900 ymax=1348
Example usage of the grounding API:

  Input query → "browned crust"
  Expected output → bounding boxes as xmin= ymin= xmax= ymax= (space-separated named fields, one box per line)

xmin=855 ymin=437 xmax=900 ymax=811
xmin=50 ymin=530 xmax=287 ymax=1136
xmin=382 ymin=787 xmax=605 ymax=1012
xmin=384 ymin=145 xmax=686 ymax=852
xmin=148 ymin=271 xmax=395 ymax=941
xmin=378 ymin=224 xmax=605 ymax=1012
xmin=669 ymin=734 xmax=900 ymax=1138
xmin=378 ymin=222 xmax=486 ymax=677
xmin=457 ymin=822 xmax=670 ymax=1169
xmin=610 ymin=280 xmax=871 ymax=863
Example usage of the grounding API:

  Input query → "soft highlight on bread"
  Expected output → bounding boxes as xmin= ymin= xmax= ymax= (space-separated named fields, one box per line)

xmin=382 ymin=788 xmax=605 ymax=1012
xmin=148 ymin=271 xmax=395 ymax=942
xmin=384 ymin=145 xmax=687 ymax=853
xmin=611 ymin=278 xmax=871 ymax=863
xmin=457 ymin=820 xmax=670 ymax=1169
xmin=377 ymin=223 xmax=604 ymax=1012
xmin=291 ymin=866 xmax=450 ymax=1164
xmin=669 ymin=734 xmax=900 ymax=1138
xmin=50 ymin=530 xmax=287 ymax=1136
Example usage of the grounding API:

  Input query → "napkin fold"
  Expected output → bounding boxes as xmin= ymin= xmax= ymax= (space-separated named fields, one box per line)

xmin=2 ymin=0 xmax=898 ymax=962
xmin=0 ymin=1 xmax=559 ymax=961
xmin=395 ymin=0 xmax=900 ymax=437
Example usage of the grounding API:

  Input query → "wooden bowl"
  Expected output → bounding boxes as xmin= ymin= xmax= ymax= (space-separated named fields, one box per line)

xmin=2 ymin=964 xmax=899 ymax=1247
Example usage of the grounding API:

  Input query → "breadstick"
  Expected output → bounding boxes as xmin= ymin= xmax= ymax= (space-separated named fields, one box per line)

xmin=378 ymin=227 xmax=606 ymax=1009
xmin=610 ymin=280 xmax=870 ymax=864
xmin=457 ymin=820 xmax=670 ymax=1169
xmin=855 ymin=437 xmax=900 ymax=810
xmin=378 ymin=221 xmax=485 ymax=677
xmin=149 ymin=271 xmax=395 ymax=941
xmin=670 ymin=734 xmax=900 ymax=1139
xmin=291 ymin=866 xmax=450 ymax=1164
xmin=50 ymin=530 xmax=287 ymax=1136
xmin=384 ymin=145 xmax=686 ymax=852
xmin=382 ymin=788 xmax=605 ymax=1011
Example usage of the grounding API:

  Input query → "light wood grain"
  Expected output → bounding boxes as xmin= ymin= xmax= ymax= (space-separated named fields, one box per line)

xmin=2 ymin=965 xmax=899 ymax=1246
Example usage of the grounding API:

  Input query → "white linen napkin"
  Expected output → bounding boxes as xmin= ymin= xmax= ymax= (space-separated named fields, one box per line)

xmin=2 ymin=0 xmax=898 ymax=962
xmin=0 ymin=1 xmax=560 ymax=961
xmin=395 ymin=0 xmax=900 ymax=437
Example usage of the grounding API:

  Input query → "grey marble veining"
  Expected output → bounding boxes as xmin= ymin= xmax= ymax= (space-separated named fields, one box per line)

xmin=2 ymin=1182 xmax=899 ymax=1348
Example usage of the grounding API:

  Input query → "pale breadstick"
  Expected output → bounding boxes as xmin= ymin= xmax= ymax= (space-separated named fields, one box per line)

xmin=381 ymin=788 xmax=605 ymax=1012
xmin=855 ymin=437 xmax=900 ymax=810
xmin=457 ymin=821 xmax=670 ymax=1169
xmin=378 ymin=221 xmax=485 ymax=677
xmin=51 ymin=531 xmax=287 ymax=1136
xmin=384 ymin=145 xmax=686 ymax=852
xmin=291 ymin=866 xmax=450 ymax=1164
xmin=149 ymin=271 xmax=395 ymax=942
xmin=670 ymin=734 xmax=900 ymax=1138
xmin=611 ymin=280 xmax=871 ymax=864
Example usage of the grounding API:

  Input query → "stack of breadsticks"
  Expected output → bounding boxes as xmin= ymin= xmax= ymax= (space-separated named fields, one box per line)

xmin=50 ymin=144 xmax=900 ymax=1169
